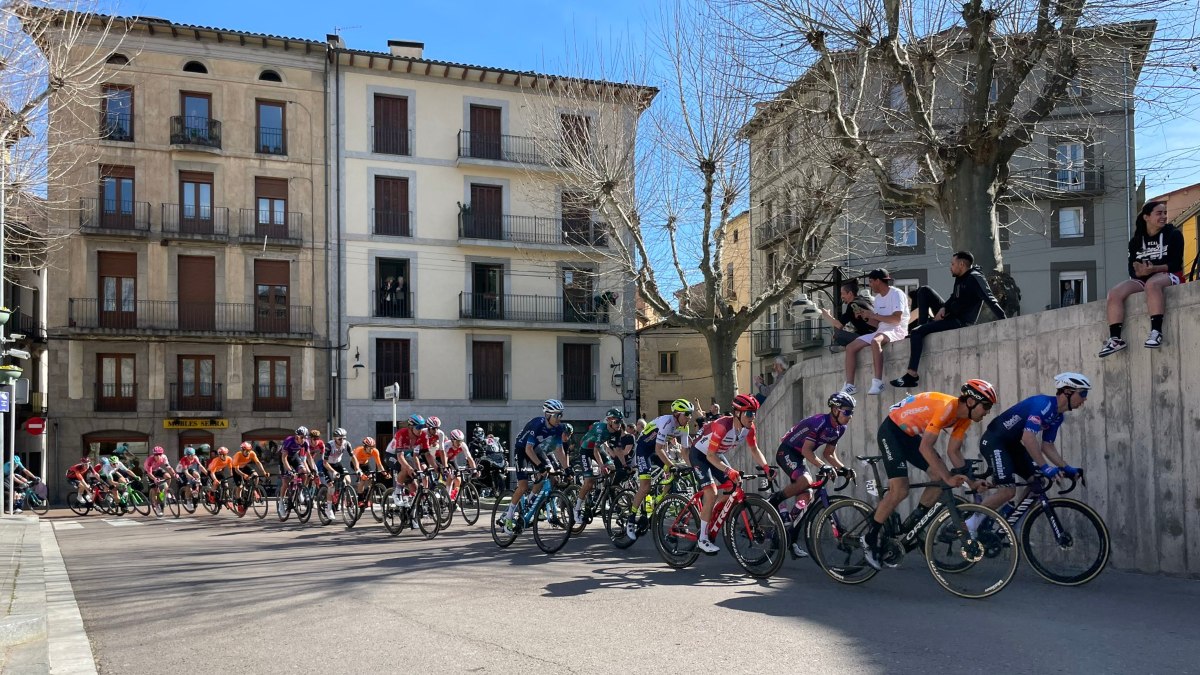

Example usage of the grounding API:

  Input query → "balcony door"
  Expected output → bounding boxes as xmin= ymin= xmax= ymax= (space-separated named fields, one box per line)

xmin=376 ymin=258 xmax=410 ymax=318
xmin=181 ymin=92 xmax=212 ymax=142
xmin=373 ymin=94 xmax=410 ymax=154
xmin=471 ymin=263 xmax=504 ymax=319
xmin=178 ymin=255 xmax=215 ymax=331
xmin=562 ymin=191 xmax=594 ymax=245
xmin=471 ymin=341 xmax=505 ymax=400
xmin=469 ymin=104 xmax=502 ymax=159
xmin=99 ymin=165 xmax=135 ymax=229
xmin=97 ymin=353 xmax=136 ymax=412
xmin=562 ymin=343 xmax=594 ymax=400
xmin=563 ymin=267 xmax=594 ymax=322
xmin=254 ymin=259 xmax=290 ymax=333
xmin=468 ymin=183 xmax=503 ymax=240
xmin=375 ymin=339 xmax=411 ymax=399
xmin=98 ymin=251 xmax=136 ymax=329
xmin=180 ymin=171 xmax=214 ymax=234
xmin=254 ymin=356 xmax=290 ymax=412
xmin=374 ymin=176 xmax=410 ymax=236
xmin=178 ymin=355 xmax=215 ymax=409
xmin=254 ymin=177 xmax=289 ymax=239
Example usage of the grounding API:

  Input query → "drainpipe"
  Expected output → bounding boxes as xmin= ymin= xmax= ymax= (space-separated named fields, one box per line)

xmin=334 ymin=50 xmax=345 ymax=428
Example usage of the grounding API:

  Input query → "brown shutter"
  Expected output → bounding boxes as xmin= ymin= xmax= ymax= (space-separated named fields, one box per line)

xmin=100 ymin=165 xmax=135 ymax=179
xmin=563 ymin=344 xmax=592 ymax=375
xmin=377 ymin=339 xmax=410 ymax=373
xmin=471 ymin=105 xmax=501 ymax=136
xmin=254 ymin=177 xmax=288 ymax=200
xmin=374 ymin=176 xmax=409 ymax=213
xmin=98 ymin=251 xmax=136 ymax=276
xmin=254 ymin=259 xmax=290 ymax=286
xmin=374 ymin=95 xmax=408 ymax=129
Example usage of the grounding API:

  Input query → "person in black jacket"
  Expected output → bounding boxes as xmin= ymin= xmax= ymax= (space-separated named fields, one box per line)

xmin=819 ymin=280 xmax=875 ymax=349
xmin=890 ymin=251 xmax=1006 ymax=388
xmin=1099 ymin=200 xmax=1185 ymax=356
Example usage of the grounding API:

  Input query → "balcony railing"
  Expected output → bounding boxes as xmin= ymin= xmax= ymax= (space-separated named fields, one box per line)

xmin=755 ymin=214 xmax=801 ymax=248
xmin=561 ymin=373 xmax=597 ymax=401
xmin=11 ymin=312 xmax=45 ymax=342
xmin=457 ymin=130 xmax=547 ymax=165
xmin=95 ymin=382 xmax=137 ymax=413
xmin=68 ymin=298 xmax=313 ymax=336
xmin=469 ymin=372 xmax=508 ymax=401
xmin=255 ymin=126 xmax=286 ymax=155
xmin=238 ymin=209 xmax=303 ymax=245
xmin=169 ymin=382 xmax=224 ymax=412
xmin=372 ymin=372 xmax=414 ymax=400
xmin=253 ymin=384 xmax=292 ymax=413
xmin=790 ymin=324 xmax=825 ymax=350
xmin=372 ymin=126 xmax=413 ymax=155
xmin=373 ymin=209 xmax=412 ymax=237
xmin=459 ymin=292 xmax=611 ymax=324
xmin=373 ymin=289 xmax=413 ymax=319
xmin=79 ymin=197 xmax=151 ymax=233
xmin=753 ymin=329 xmax=782 ymax=356
xmin=1010 ymin=167 xmax=1106 ymax=199
xmin=161 ymin=203 xmax=230 ymax=238
xmin=170 ymin=115 xmax=222 ymax=149
xmin=459 ymin=213 xmax=607 ymax=247
xmin=100 ymin=112 xmax=133 ymax=142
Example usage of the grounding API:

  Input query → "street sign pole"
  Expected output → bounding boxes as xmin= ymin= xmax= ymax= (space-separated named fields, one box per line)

xmin=7 ymin=383 xmax=13 ymax=516
xmin=391 ymin=382 xmax=399 ymax=438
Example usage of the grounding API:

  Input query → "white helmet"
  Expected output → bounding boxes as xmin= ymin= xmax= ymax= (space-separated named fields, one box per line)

xmin=1054 ymin=373 xmax=1092 ymax=391
xmin=333 ymin=428 xmax=347 ymax=438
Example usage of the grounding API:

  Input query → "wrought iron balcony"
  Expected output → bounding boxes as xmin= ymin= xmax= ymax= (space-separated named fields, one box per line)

xmin=753 ymin=329 xmax=782 ymax=356
xmin=373 ymin=289 xmax=413 ymax=319
xmin=253 ymin=384 xmax=292 ymax=413
xmin=457 ymin=130 xmax=548 ymax=165
xmin=255 ymin=126 xmax=286 ymax=155
xmin=238 ymin=209 xmax=303 ymax=246
xmin=372 ymin=371 xmax=414 ymax=400
xmin=161 ymin=203 xmax=230 ymax=239
xmin=94 ymin=382 xmax=137 ymax=413
xmin=170 ymin=115 xmax=222 ymax=149
xmin=373 ymin=209 xmax=412 ymax=237
xmin=459 ymin=213 xmax=607 ymax=247
xmin=469 ymin=372 xmax=508 ymax=401
xmin=68 ymin=298 xmax=313 ymax=337
xmin=100 ymin=112 xmax=133 ymax=142
xmin=790 ymin=324 xmax=825 ymax=350
xmin=458 ymin=292 xmax=612 ymax=324
xmin=372 ymin=126 xmax=413 ymax=155
xmin=561 ymin=373 xmax=597 ymax=401
xmin=755 ymin=214 xmax=801 ymax=249
xmin=79 ymin=197 xmax=151 ymax=234
xmin=169 ymin=382 xmax=224 ymax=412
xmin=1010 ymin=167 xmax=1106 ymax=199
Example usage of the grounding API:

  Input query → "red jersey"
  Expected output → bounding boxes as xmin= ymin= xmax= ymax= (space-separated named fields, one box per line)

xmin=390 ymin=427 xmax=424 ymax=453
xmin=66 ymin=462 xmax=93 ymax=481
xmin=694 ymin=417 xmax=757 ymax=455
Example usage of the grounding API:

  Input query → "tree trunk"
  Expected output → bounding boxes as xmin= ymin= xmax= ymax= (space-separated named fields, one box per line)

xmin=704 ymin=328 xmax=741 ymax=409
xmin=937 ymin=159 xmax=1021 ymax=316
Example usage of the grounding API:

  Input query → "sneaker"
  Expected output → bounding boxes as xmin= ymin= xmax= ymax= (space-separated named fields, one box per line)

xmin=889 ymin=373 xmax=919 ymax=388
xmin=697 ymin=538 xmax=720 ymax=555
xmin=791 ymin=541 xmax=809 ymax=559
xmin=624 ymin=519 xmax=638 ymax=541
xmin=1098 ymin=337 xmax=1127 ymax=358
xmin=324 ymin=507 xmax=334 ymax=521
xmin=860 ymin=533 xmax=883 ymax=571
xmin=502 ymin=517 xmax=516 ymax=534
xmin=868 ymin=379 xmax=885 ymax=395
xmin=841 ymin=383 xmax=858 ymax=395
xmin=1145 ymin=330 xmax=1163 ymax=349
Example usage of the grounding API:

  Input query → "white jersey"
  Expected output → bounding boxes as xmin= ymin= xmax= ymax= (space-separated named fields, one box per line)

xmin=639 ymin=414 xmax=691 ymax=448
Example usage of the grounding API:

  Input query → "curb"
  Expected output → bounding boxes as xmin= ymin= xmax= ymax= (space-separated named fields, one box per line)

xmin=40 ymin=522 xmax=98 ymax=675
xmin=0 ymin=516 xmax=49 ymax=673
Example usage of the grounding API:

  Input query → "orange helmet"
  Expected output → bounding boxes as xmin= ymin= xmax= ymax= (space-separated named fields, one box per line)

xmin=961 ymin=379 xmax=998 ymax=405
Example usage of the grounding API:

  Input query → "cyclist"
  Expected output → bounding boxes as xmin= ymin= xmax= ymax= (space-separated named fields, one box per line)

xmin=281 ymin=427 xmax=315 ymax=490
xmin=626 ymin=399 xmax=695 ymax=542
xmin=325 ymin=428 xmax=360 ymax=481
xmin=66 ymin=455 xmax=96 ymax=504
xmin=309 ymin=429 xmax=328 ymax=484
xmin=423 ymin=416 xmax=449 ymax=474
xmin=109 ymin=445 xmax=142 ymax=485
xmin=387 ymin=414 xmax=425 ymax=498
xmin=3 ymin=454 xmax=39 ymax=510
xmin=689 ymin=394 xmax=773 ymax=554
xmin=860 ymin=379 xmax=998 ymax=570
xmin=176 ymin=446 xmax=206 ymax=502
xmin=206 ymin=447 xmax=236 ymax=496
xmin=444 ymin=429 xmax=477 ymax=501
xmin=142 ymin=446 xmax=176 ymax=483
xmin=98 ymin=456 xmax=131 ymax=507
xmin=974 ymin=373 xmax=1089 ymax=527
xmin=767 ymin=392 xmax=856 ymax=558
xmin=353 ymin=437 xmax=386 ymax=502
xmin=503 ymin=399 xmax=567 ymax=530
xmin=572 ymin=408 xmax=624 ymax=524
xmin=232 ymin=442 xmax=269 ymax=502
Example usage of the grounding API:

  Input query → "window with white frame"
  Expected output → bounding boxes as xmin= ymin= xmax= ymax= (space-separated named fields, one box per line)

xmin=1058 ymin=271 xmax=1087 ymax=307
xmin=1057 ymin=206 xmax=1085 ymax=239
xmin=891 ymin=216 xmax=919 ymax=248
xmin=893 ymin=277 xmax=921 ymax=298
xmin=1055 ymin=142 xmax=1085 ymax=190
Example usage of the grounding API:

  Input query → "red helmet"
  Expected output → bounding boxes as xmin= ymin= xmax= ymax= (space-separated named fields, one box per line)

xmin=362 ymin=437 xmax=376 ymax=448
xmin=731 ymin=394 xmax=759 ymax=412
xmin=240 ymin=441 xmax=253 ymax=452
xmin=961 ymin=379 xmax=998 ymax=405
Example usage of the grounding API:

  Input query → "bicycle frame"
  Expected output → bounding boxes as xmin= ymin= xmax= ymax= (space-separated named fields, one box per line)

xmin=517 ymin=474 xmax=555 ymax=526
xmin=982 ymin=470 xmax=1084 ymax=544
xmin=666 ymin=472 xmax=770 ymax=543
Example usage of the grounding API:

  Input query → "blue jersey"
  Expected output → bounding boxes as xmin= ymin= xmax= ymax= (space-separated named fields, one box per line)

xmin=779 ymin=413 xmax=846 ymax=451
xmin=988 ymin=395 xmax=1064 ymax=443
xmin=516 ymin=417 xmax=564 ymax=456
xmin=2 ymin=456 xmax=23 ymax=476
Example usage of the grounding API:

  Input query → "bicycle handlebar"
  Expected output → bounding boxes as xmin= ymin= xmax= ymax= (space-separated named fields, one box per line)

xmin=1059 ymin=468 xmax=1085 ymax=495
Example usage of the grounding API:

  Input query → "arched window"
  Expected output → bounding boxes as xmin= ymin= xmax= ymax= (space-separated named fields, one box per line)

xmin=259 ymin=69 xmax=282 ymax=82
xmin=106 ymin=53 xmax=129 ymax=65
xmin=178 ymin=431 xmax=214 ymax=461
xmin=82 ymin=430 xmax=149 ymax=465
xmin=183 ymin=61 xmax=208 ymax=74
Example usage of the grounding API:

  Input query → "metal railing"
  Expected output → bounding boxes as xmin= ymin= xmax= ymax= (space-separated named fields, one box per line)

xmin=459 ymin=213 xmax=607 ymax=246
xmin=372 ymin=372 xmax=414 ymax=400
xmin=458 ymin=292 xmax=611 ymax=324
xmin=253 ymin=384 xmax=292 ymax=413
xmin=68 ymin=298 xmax=313 ymax=336
xmin=561 ymin=373 xmax=597 ymax=401
xmin=255 ymin=126 xmax=286 ymax=155
xmin=469 ymin=372 xmax=508 ymax=401
xmin=373 ymin=289 xmax=413 ymax=319
xmin=11 ymin=313 xmax=43 ymax=342
xmin=755 ymin=214 xmax=801 ymax=248
xmin=753 ymin=329 xmax=782 ymax=356
xmin=79 ymin=197 xmax=151 ymax=233
xmin=790 ymin=324 xmax=825 ymax=350
xmin=94 ymin=382 xmax=137 ymax=413
xmin=100 ymin=112 xmax=133 ymax=141
xmin=372 ymin=126 xmax=413 ymax=155
xmin=372 ymin=209 xmax=412 ymax=237
xmin=170 ymin=115 xmax=222 ymax=149
xmin=457 ymin=130 xmax=547 ymax=165
xmin=169 ymin=382 xmax=224 ymax=411
xmin=161 ymin=203 xmax=229 ymax=237
xmin=238 ymin=209 xmax=303 ymax=245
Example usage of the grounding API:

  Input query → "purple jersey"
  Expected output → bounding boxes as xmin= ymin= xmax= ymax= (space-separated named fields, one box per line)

xmin=779 ymin=413 xmax=845 ymax=451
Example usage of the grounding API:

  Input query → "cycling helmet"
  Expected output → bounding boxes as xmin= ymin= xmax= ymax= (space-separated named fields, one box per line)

xmin=561 ymin=423 xmax=574 ymax=435
xmin=295 ymin=426 xmax=309 ymax=436
xmin=197 ymin=444 xmax=211 ymax=454
xmin=408 ymin=414 xmax=426 ymax=427
xmin=828 ymin=391 xmax=857 ymax=411
xmin=450 ymin=429 xmax=465 ymax=442
xmin=670 ymin=398 xmax=694 ymax=414
xmin=101 ymin=457 xmax=111 ymax=465
xmin=543 ymin=399 xmax=565 ymax=414
xmin=152 ymin=446 xmax=165 ymax=455
xmin=605 ymin=407 xmax=624 ymax=420
xmin=731 ymin=394 xmax=759 ymax=412
xmin=333 ymin=427 xmax=347 ymax=438
xmin=426 ymin=416 xmax=441 ymax=429
xmin=1054 ymin=372 xmax=1092 ymax=391
xmin=239 ymin=441 xmax=253 ymax=452
xmin=362 ymin=436 xmax=376 ymax=447
xmin=183 ymin=447 xmax=196 ymax=456
xmin=961 ymin=379 xmax=998 ymax=405
xmin=217 ymin=446 xmax=230 ymax=456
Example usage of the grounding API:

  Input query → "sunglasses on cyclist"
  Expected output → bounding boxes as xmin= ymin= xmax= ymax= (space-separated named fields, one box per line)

xmin=837 ymin=408 xmax=854 ymax=417
xmin=741 ymin=410 xmax=756 ymax=418
xmin=1076 ymin=389 xmax=1089 ymax=399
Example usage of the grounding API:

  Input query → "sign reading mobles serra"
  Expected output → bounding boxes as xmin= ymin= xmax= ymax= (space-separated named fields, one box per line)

xmin=163 ymin=418 xmax=229 ymax=429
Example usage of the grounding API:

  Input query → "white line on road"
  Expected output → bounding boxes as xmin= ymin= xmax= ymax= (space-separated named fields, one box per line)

xmin=52 ymin=522 xmax=83 ymax=530
xmin=100 ymin=519 xmax=142 ymax=527
xmin=40 ymin=522 xmax=98 ymax=675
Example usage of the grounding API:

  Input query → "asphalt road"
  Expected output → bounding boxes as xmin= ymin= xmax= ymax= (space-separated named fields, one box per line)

xmin=46 ymin=508 xmax=1199 ymax=674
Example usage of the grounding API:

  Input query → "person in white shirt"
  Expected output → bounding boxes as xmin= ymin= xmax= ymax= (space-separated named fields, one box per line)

xmin=842 ymin=268 xmax=910 ymax=396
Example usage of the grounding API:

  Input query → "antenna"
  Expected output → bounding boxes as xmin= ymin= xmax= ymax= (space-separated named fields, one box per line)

xmin=332 ymin=25 xmax=361 ymax=36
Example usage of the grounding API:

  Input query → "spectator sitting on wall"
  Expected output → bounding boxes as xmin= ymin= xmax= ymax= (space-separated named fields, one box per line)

xmin=820 ymin=280 xmax=874 ymax=351
xmin=890 ymin=251 xmax=1006 ymax=389
xmin=842 ymin=269 xmax=910 ymax=396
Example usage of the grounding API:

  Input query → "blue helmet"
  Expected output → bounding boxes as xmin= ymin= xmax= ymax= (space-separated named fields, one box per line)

xmin=543 ymin=399 xmax=564 ymax=415
xmin=184 ymin=446 xmax=196 ymax=456
xmin=408 ymin=413 xmax=426 ymax=428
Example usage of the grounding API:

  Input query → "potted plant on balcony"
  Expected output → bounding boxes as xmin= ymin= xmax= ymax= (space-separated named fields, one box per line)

xmin=0 ymin=307 xmax=11 ymax=326
xmin=0 ymin=364 xmax=22 ymax=385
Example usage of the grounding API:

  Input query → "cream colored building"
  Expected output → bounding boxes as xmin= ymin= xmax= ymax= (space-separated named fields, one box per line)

xmin=329 ymin=38 xmax=653 ymax=450
xmin=44 ymin=16 xmax=329 ymax=491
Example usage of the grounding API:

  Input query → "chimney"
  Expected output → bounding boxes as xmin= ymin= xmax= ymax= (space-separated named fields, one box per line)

xmin=326 ymin=33 xmax=344 ymax=49
xmin=388 ymin=40 xmax=424 ymax=59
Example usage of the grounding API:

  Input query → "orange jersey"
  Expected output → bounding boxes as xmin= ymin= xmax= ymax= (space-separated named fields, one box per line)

xmin=207 ymin=456 xmax=235 ymax=473
xmin=231 ymin=451 xmax=260 ymax=469
xmin=888 ymin=392 xmax=973 ymax=441
xmin=353 ymin=446 xmax=382 ymax=467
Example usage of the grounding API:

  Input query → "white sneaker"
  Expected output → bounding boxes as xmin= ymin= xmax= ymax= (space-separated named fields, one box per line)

xmin=392 ymin=493 xmax=404 ymax=507
xmin=697 ymin=538 xmax=719 ymax=554
xmin=868 ymin=379 xmax=885 ymax=395
xmin=791 ymin=541 xmax=809 ymax=558
xmin=324 ymin=507 xmax=334 ymax=520
xmin=842 ymin=383 xmax=858 ymax=395
xmin=624 ymin=519 xmax=638 ymax=541
xmin=1145 ymin=330 xmax=1163 ymax=348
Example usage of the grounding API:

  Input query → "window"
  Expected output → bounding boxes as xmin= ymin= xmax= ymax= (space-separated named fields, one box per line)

xmin=179 ymin=171 xmax=213 ymax=233
xmin=373 ymin=94 xmax=411 ymax=155
xmin=253 ymin=177 xmax=289 ymax=238
xmin=182 ymin=61 xmax=208 ymax=73
xmin=560 ymin=114 xmax=590 ymax=160
xmin=375 ymin=258 xmax=411 ymax=318
xmin=469 ymin=104 xmax=502 ymax=159
xmin=766 ymin=251 xmax=777 ymax=280
xmin=892 ymin=217 xmax=918 ymax=247
xmin=885 ymin=82 xmax=905 ymax=110
xmin=254 ymin=259 xmax=290 ymax=333
xmin=254 ymin=356 xmax=291 ymax=412
xmin=374 ymin=176 xmax=410 ymax=236
xmin=178 ymin=92 xmax=214 ymax=145
xmin=659 ymin=351 xmax=678 ymax=375
xmin=1058 ymin=271 xmax=1087 ymax=307
xmin=886 ymin=209 xmax=925 ymax=254
xmin=889 ymin=155 xmax=919 ymax=186
xmin=98 ymin=251 xmax=136 ymax=329
xmin=97 ymin=354 xmax=136 ymax=412
xmin=256 ymin=100 xmax=286 ymax=154
xmin=176 ymin=355 xmax=216 ymax=410
xmin=470 ymin=340 xmax=505 ymax=401
xmin=732 ymin=228 xmax=739 ymax=243
xmin=893 ymin=277 xmax=921 ymax=298
xmin=100 ymin=85 xmax=133 ymax=141
xmin=1057 ymin=206 xmax=1084 ymax=238
xmin=376 ymin=339 xmax=414 ymax=399
xmin=562 ymin=343 xmax=595 ymax=400
xmin=105 ymin=53 xmax=129 ymax=65
xmin=998 ymin=204 xmax=1012 ymax=251
xmin=467 ymin=262 xmax=504 ymax=319
xmin=177 ymin=255 xmax=215 ymax=330
xmin=562 ymin=191 xmax=600 ymax=245
xmin=1055 ymin=142 xmax=1085 ymax=190
xmin=259 ymin=69 xmax=282 ymax=82
xmin=725 ymin=263 xmax=736 ymax=301
xmin=465 ymin=183 xmax=503 ymax=240
xmin=99 ymin=165 xmax=135 ymax=229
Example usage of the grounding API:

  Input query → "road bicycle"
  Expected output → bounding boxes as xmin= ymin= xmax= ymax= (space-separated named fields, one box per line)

xmin=203 ymin=478 xmax=236 ymax=516
xmin=650 ymin=471 xmax=788 ymax=578
xmin=381 ymin=478 xmax=440 ymax=539
xmin=810 ymin=456 xmax=1017 ymax=600
xmin=489 ymin=468 xmax=573 ymax=554
xmin=447 ymin=465 xmax=481 ymax=526
xmin=275 ymin=473 xmax=315 ymax=522
xmin=148 ymin=476 xmax=180 ymax=518
xmin=562 ymin=464 xmax=625 ymax=537
xmin=13 ymin=477 xmax=50 ymax=516
xmin=780 ymin=465 xmax=855 ymax=563
xmin=607 ymin=462 xmax=696 ymax=549
xmin=67 ymin=480 xmax=117 ymax=516
xmin=340 ymin=471 xmax=388 ymax=529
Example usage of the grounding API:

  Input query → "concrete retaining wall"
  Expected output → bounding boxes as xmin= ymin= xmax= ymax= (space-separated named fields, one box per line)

xmin=752 ymin=281 xmax=1200 ymax=577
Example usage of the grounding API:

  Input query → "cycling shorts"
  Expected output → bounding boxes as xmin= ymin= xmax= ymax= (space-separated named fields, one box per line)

xmin=577 ymin=449 xmax=613 ymax=478
xmin=634 ymin=449 xmax=664 ymax=479
xmin=877 ymin=417 xmax=929 ymax=480
xmin=151 ymin=468 xmax=168 ymax=479
xmin=776 ymin=443 xmax=811 ymax=482
xmin=515 ymin=449 xmax=549 ymax=482
xmin=979 ymin=431 xmax=1037 ymax=485
xmin=689 ymin=446 xmax=725 ymax=490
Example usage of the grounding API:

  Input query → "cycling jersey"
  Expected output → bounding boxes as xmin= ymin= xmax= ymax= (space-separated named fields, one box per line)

xmin=446 ymin=441 xmax=469 ymax=462
xmin=326 ymin=439 xmax=352 ymax=465
xmin=887 ymin=392 xmax=972 ymax=441
xmin=207 ymin=456 xmax=235 ymax=474
xmin=515 ymin=416 xmax=564 ymax=457
xmin=694 ymin=416 xmax=756 ymax=455
xmin=353 ymin=445 xmax=383 ymax=469
xmin=637 ymin=414 xmax=690 ymax=448
xmin=987 ymin=395 xmax=1063 ymax=443
xmin=3 ymin=456 xmax=24 ymax=476
xmin=282 ymin=435 xmax=309 ymax=460
xmin=231 ymin=451 xmax=261 ymax=470
xmin=176 ymin=456 xmax=202 ymax=473
xmin=66 ymin=462 xmax=92 ymax=481
xmin=143 ymin=455 xmax=170 ymax=474
xmin=580 ymin=421 xmax=619 ymax=453
xmin=389 ymin=427 xmax=424 ymax=455
xmin=99 ymin=462 xmax=124 ymax=478
xmin=310 ymin=439 xmax=327 ymax=459
xmin=779 ymin=413 xmax=845 ymax=451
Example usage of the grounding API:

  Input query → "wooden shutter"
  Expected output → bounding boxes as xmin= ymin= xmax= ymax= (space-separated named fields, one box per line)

xmin=377 ymin=339 xmax=411 ymax=373
xmin=472 ymin=341 xmax=504 ymax=399
xmin=254 ymin=259 xmax=290 ymax=286
xmin=254 ymin=177 xmax=288 ymax=200
xmin=178 ymin=256 xmax=215 ymax=330
xmin=98 ymin=251 xmax=136 ymax=277
xmin=469 ymin=105 xmax=501 ymax=159
xmin=374 ymin=95 xmax=408 ymax=129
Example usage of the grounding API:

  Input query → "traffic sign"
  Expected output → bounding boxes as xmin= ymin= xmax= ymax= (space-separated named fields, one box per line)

xmin=0 ymin=391 xmax=9 ymax=413
xmin=23 ymin=417 xmax=46 ymax=436
xmin=384 ymin=384 xmax=396 ymax=400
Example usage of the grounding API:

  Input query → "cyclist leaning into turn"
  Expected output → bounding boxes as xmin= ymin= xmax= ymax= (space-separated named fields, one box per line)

xmin=627 ymin=399 xmax=695 ymax=543
xmin=503 ymin=399 xmax=567 ymax=531
xmin=572 ymin=408 xmax=624 ymax=524
xmin=232 ymin=442 xmax=269 ymax=501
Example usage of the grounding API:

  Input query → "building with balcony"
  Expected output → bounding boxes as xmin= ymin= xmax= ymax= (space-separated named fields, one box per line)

xmin=329 ymin=37 xmax=652 ymax=451
xmin=43 ymin=16 xmax=329 ymax=489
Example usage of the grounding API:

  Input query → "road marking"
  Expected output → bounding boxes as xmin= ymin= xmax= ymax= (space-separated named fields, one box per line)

xmin=101 ymin=519 xmax=142 ymax=527
xmin=40 ymin=522 xmax=99 ymax=675
xmin=52 ymin=522 xmax=84 ymax=530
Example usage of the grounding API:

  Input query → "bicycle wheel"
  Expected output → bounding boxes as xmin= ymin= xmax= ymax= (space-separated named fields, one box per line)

xmin=368 ymin=483 xmax=387 ymax=523
xmin=650 ymin=494 xmax=701 ymax=569
xmin=381 ymin=488 xmax=406 ymax=536
xmin=341 ymin=487 xmax=362 ymax=528
xmin=810 ymin=499 xmax=878 ymax=585
xmin=456 ymin=482 xmax=481 ymax=526
xmin=295 ymin=484 xmax=314 ymax=523
xmin=67 ymin=492 xmax=91 ymax=516
xmin=490 ymin=491 xmax=519 ymax=548
xmin=315 ymin=485 xmax=332 ymax=526
xmin=251 ymin=482 xmax=269 ymax=520
xmin=25 ymin=489 xmax=49 ymax=516
xmin=433 ymin=485 xmax=454 ymax=529
xmin=533 ymin=491 xmax=573 ymax=554
xmin=724 ymin=495 xmax=788 ymax=578
xmin=796 ymin=495 xmax=847 ymax=564
xmin=1020 ymin=498 xmax=1109 ymax=586
xmin=129 ymin=489 xmax=151 ymax=516
xmin=605 ymin=489 xmax=638 ymax=549
xmin=924 ymin=503 xmax=1018 ymax=599
xmin=151 ymin=489 xmax=165 ymax=518
xmin=166 ymin=488 xmax=181 ymax=518
xmin=276 ymin=485 xmax=292 ymax=522
xmin=414 ymin=491 xmax=440 ymax=539
xmin=180 ymin=487 xmax=197 ymax=514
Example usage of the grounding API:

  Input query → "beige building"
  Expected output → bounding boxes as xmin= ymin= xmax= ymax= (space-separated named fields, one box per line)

xmin=328 ymin=37 xmax=653 ymax=451
xmin=44 ymin=16 xmax=330 ymax=491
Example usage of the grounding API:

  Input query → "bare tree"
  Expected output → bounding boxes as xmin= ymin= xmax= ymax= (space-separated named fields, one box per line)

xmin=733 ymin=0 xmax=1194 ymax=311
xmin=520 ymin=0 xmax=860 ymax=403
